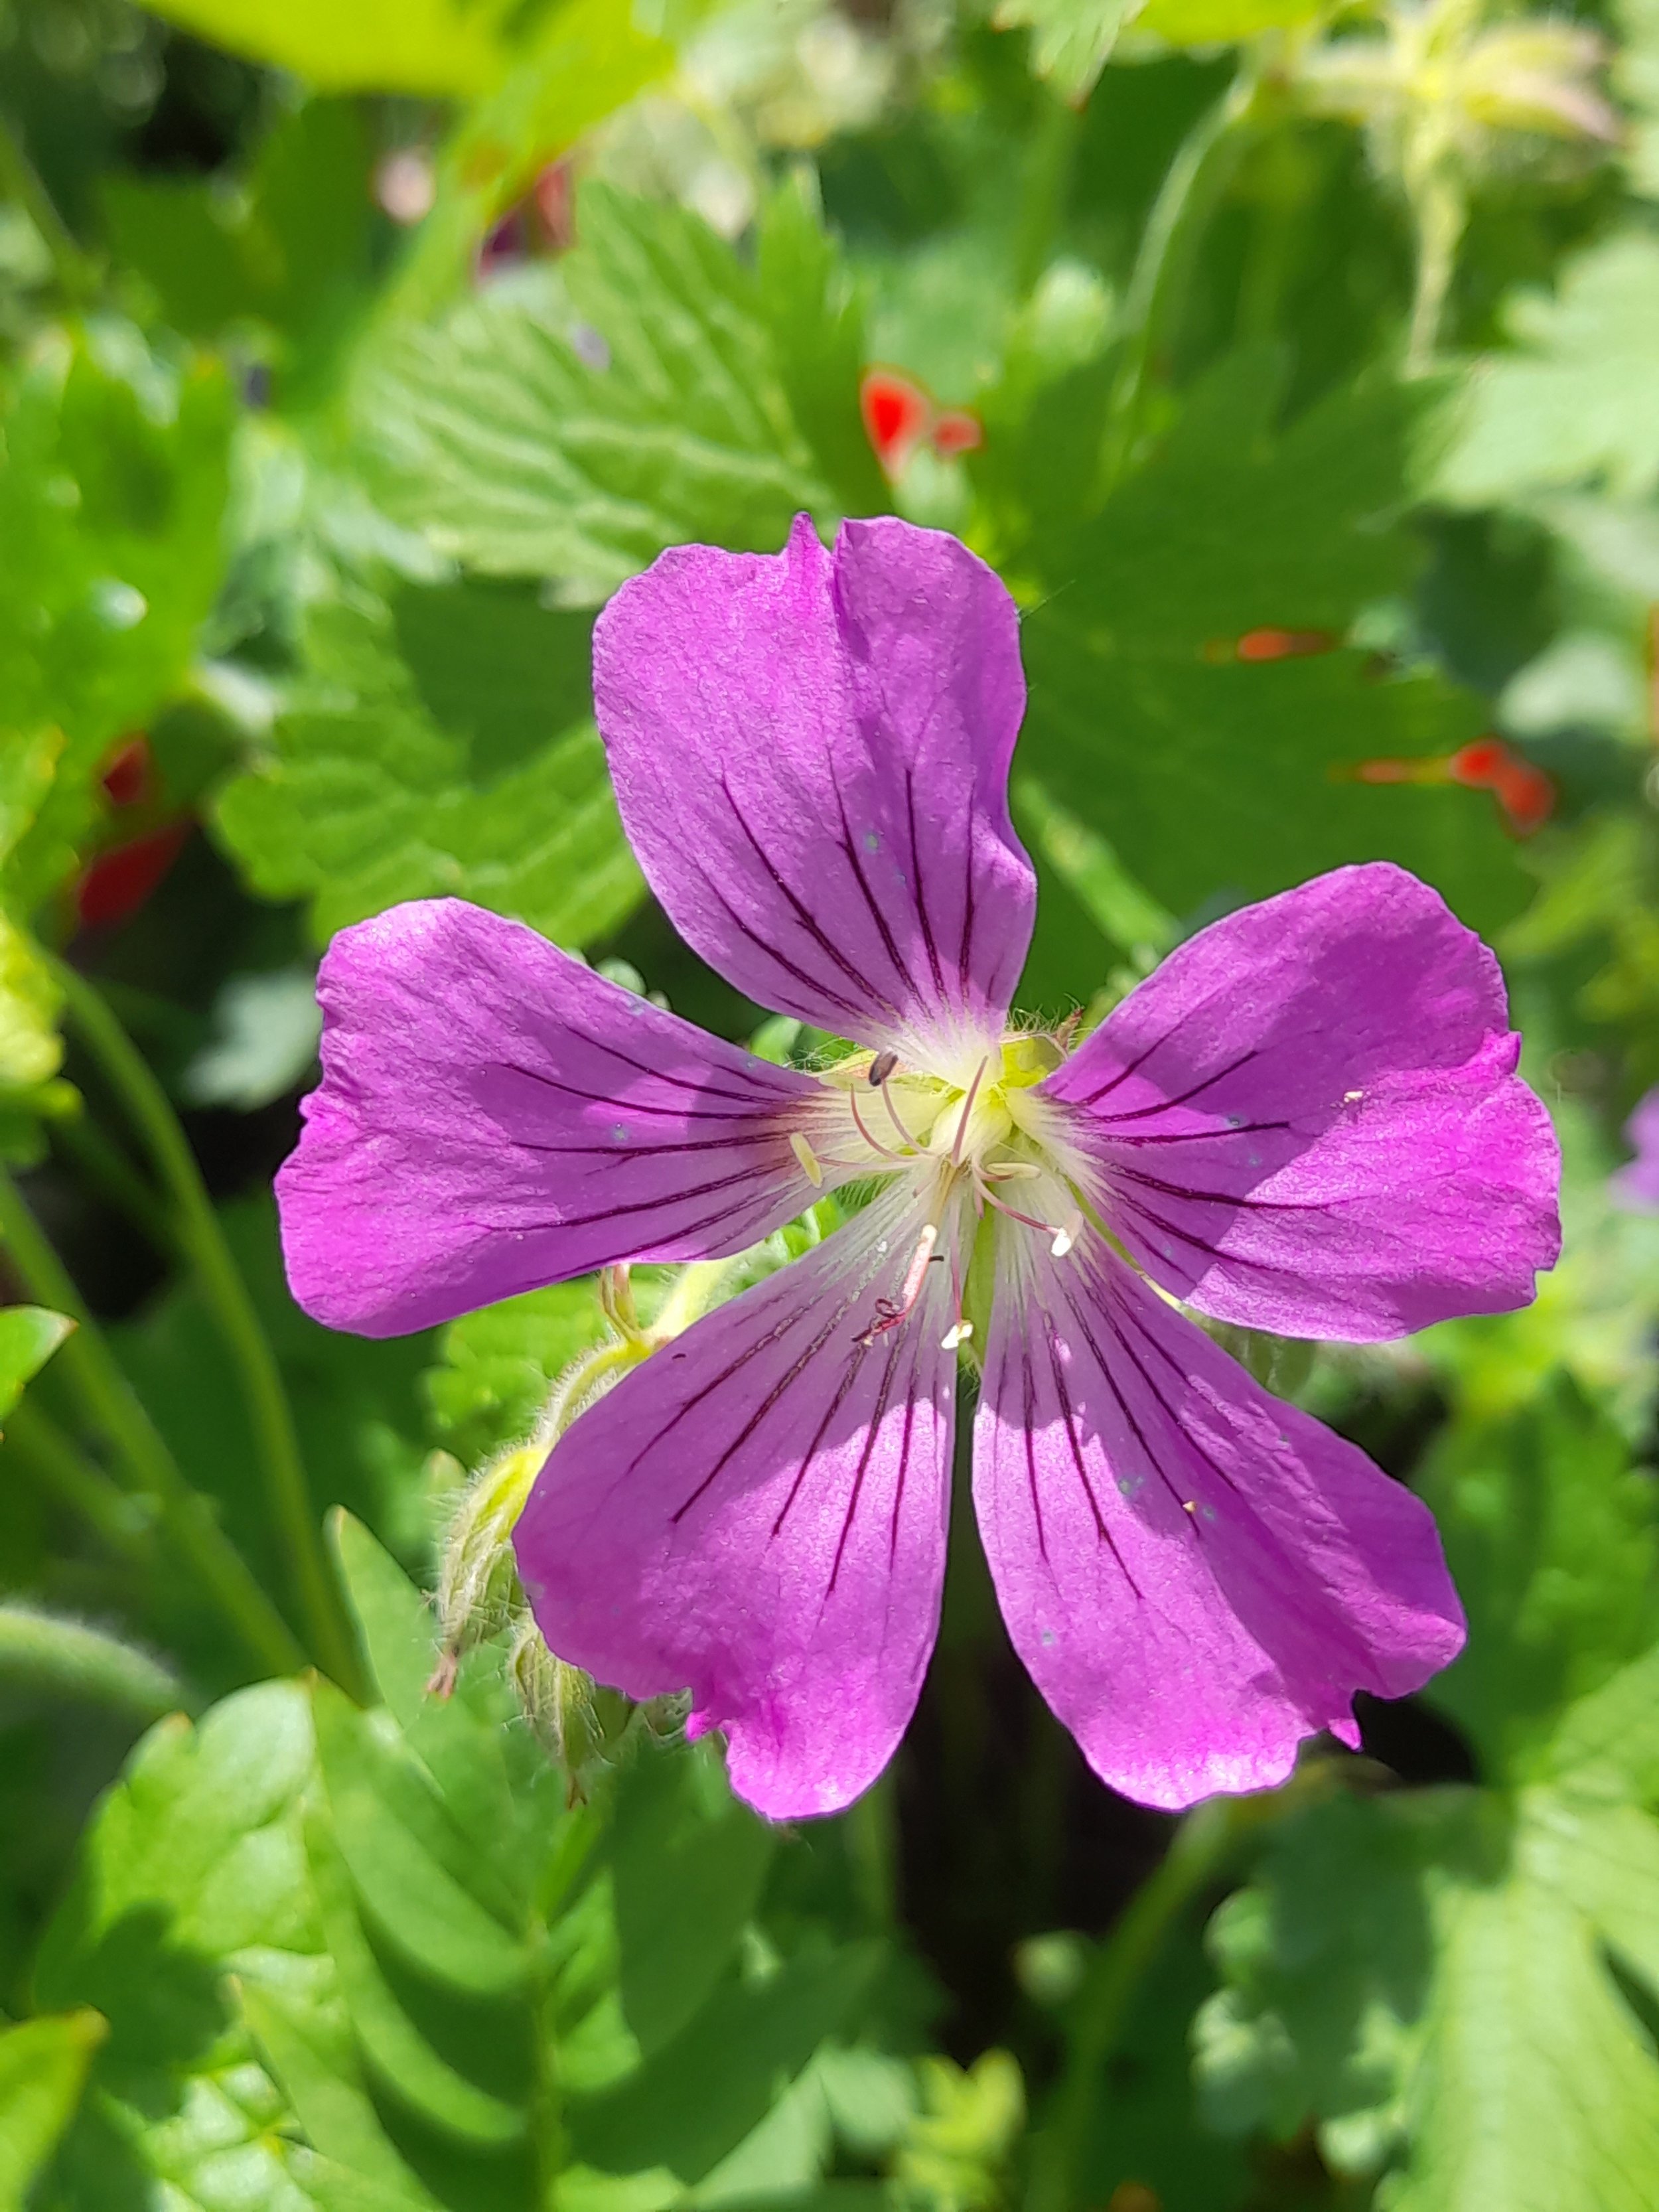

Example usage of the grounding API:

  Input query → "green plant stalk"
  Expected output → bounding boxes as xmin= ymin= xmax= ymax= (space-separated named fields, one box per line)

xmin=1013 ymin=92 xmax=1084 ymax=299
xmin=0 ymin=116 xmax=99 ymax=301
xmin=52 ymin=961 xmax=362 ymax=1695
xmin=1027 ymin=1794 xmax=1252 ymax=2212
xmin=0 ymin=1166 xmax=304 ymax=1678
xmin=4 ymin=1395 xmax=154 ymax=1562
xmin=1101 ymin=69 xmax=1259 ymax=489
xmin=0 ymin=1602 xmax=194 ymax=1722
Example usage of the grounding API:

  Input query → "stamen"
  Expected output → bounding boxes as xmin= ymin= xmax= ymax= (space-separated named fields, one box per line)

xmin=1051 ymin=1210 xmax=1083 ymax=1260
xmin=950 ymin=1056 xmax=991 ymax=1167
xmin=849 ymin=1084 xmax=913 ymax=1164
xmin=879 ymin=1072 xmax=924 ymax=1153
xmin=869 ymin=1049 xmax=899 ymax=1086
xmin=941 ymin=1319 xmax=974 ymax=1351
xmin=789 ymin=1130 xmax=825 ymax=1187
xmin=983 ymin=1159 xmax=1041 ymax=1181
xmin=856 ymin=1221 xmax=940 ymax=1345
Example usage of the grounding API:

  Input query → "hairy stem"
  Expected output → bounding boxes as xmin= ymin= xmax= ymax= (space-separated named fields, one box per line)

xmin=0 ymin=1602 xmax=194 ymax=1722
xmin=0 ymin=1166 xmax=305 ymax=1678
xmin=52 ymin=961 xmax=362 ymax=1694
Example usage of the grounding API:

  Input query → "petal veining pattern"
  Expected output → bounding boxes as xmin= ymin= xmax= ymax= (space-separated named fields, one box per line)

xmin=277 ymin=898 xmax=822 ymax=1337
xmin=1041 ymin=863 xmax=1560 ymax=1341
xmin=594 ymin=514 xmax=1035 ymax=1065
xmin=973 ymin=1222 xmax=1465 ymax=1810
xmin=516 ymin=1187 xmax=962 ymax=1818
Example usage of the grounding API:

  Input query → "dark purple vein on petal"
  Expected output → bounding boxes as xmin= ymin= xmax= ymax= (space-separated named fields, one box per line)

xmin=1042 ymin=1297 xmax=1143 ymax=1591
xmin=1090 ymin=1045 xmax=1269 ymax=1128
xmin=903 ymin=766 xmax=948 ymax=1003
xmin=828 ymin=1329 xmax=909 ymax=1594
xmin=830 ymin=771 xmax=928 ymax=1012
xmin=719 ymin=774 xmax=901 ymax=1019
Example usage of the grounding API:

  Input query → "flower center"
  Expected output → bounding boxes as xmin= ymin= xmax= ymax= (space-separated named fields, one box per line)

xmin=800 ymin=1033 xmax=1086 ymax=1353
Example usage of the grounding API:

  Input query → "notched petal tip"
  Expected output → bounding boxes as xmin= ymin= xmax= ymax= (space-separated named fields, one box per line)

xmin=275 ymin=897 xmax=820 ymax=1339
xmin=515 ymin=1189 xmax=962 ymax=1823
xmin=593 ymin=515 xmax=1035 ymax=1057
xmin=1048 ymin=861 xmax=1564 ymax=1343
xmin=973 ymin=1230 xmax=1465 ymax=1812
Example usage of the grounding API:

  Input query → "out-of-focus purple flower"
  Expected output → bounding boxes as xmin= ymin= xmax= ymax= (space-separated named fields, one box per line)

xmin=276 ymin=516 xmax=1561 ymax=1821
xmin=1612 ymin=1088 xmax=1659 ymax=1209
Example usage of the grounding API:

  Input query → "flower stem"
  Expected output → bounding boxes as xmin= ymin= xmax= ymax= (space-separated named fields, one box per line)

xmin=0 ymin=117 xmax=98 ymax=301
xmin=0 ymin=1601 xmax=194 ymax=1723
xmin=4 ymin=1395 xmax=155 ymax=1562
xmin=1026 ymin=1795 xmax=1250 ymax=2211
xmin=50 ymin=961 xmax=362 ymax=1695
xmin=1101 ymin=70 xmax=1258 ymax=489
xmin=0 ymin=1165 xmax=305 ymax=1679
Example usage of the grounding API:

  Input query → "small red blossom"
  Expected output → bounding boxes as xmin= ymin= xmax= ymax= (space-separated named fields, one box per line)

xmin=859 ymin=368 xmax=982 ymax=478
xmin=76 ymin=821 xmax=192 ymax=930
xmin=1351 ymin=736 xmax=1554 ymax=838
xmin=100 ymin=734 xmax=155 ymax=810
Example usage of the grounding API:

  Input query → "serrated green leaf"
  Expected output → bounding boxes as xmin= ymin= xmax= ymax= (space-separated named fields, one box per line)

xmin=0 ymin=1303 xmax=74 ymax=1424
xmin=611 ymin=1749 xmax=774 ymax=2058
xmin=569 ymin=1946 xmax=878 ymax=2185
xmin=0 ymin=2011 xmax=106 ymax=2207
xmin=213 ymin=580 xmax=642 ymax=949
xmin=993 ymin=0 xmax=1137 ymax=96
xmin=1019 ymin=356 xmax=1526 ymax=952
xmin=356 ymin=183 xmax=833 ymax=600
xmin=311 ymin=1680 xmax=528 ymax=1996
xmin=757 ymin=173 xmax=889 ymax=522
xmin=1435 ymin=234 xmax=1659 ymax=508
xmin=34 ymin=1682 xmax=323 ymax=2210
xmin=1417 ymin=1374 xmax=1659 ymax=1782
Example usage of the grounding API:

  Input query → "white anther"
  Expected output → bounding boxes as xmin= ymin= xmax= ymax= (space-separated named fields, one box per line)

xmin=941 ymin=1321 xmax=974 ymax=1351
xmin=789 ymin=1131 xmax=825 ymax=1188
xmin=983 ymin=1160 xmax=1041 ymax=1181
xmin=1343 ymin=1089 xmax=1364 ymax=1104
xmin=1050 ymin=1211 xmax=1083 ymax=1260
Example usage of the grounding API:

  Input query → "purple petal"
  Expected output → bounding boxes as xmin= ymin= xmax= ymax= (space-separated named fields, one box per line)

xmin=1611 ymin=1087 xmax=1659 ymax=1210
xmin=515 ymin=1190 xmax=960 ymax=1818
xmin=1041 ymin=863 xmax=1559 ymax=1341
xmin=593 ymin=515 xmax=1035 ymax=1061
xmin=973 ymin=1228 xmax=1465 ymax=1810
xmin=277 ymin=899 xmax=822 ymax=1337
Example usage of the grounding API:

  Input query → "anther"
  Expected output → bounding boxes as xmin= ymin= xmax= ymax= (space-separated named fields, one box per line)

xmin=869 ymin=1049 xmax=899 ymax=1086
xmin=789 ymin=1130 xmax=825 ymax=1187
xmin=941 ymin=1320 xmax=974 ymax=1351
xmin=855 ymin=1222 xmax=940 ymax=1346
xmin=1050 ymin=1211 xmax=1083 ymax=1260
xmin=983 ymin=1159 xmax=1041 ymax=1181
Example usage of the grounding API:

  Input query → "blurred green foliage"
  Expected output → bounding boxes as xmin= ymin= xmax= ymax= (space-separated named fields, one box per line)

xmin=1 ymin=0 xmax=1658 ymax=2205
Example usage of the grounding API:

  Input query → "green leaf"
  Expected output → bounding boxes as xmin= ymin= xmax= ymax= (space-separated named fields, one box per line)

xmin=1019 ymin=356 xmax=1526 ymax=952
xmin=0 ymin=326 xmax=234 ymax=915
xmin=1435 ymin=234 xmax=1659 ymax=508
xmin=569 ymin=1946 xmax=879 ymax=2185
xmin=1135 ymin=0 xmax=1322 ymax=38
xmin=609 ymin=1747 xmax=775 ymax=2059
xmin=135 ymin=0 xmax=518 ymax=96
xmin=102 ymin=103 xmax=378 ymax=405
xmin=993 ymin=0 xmax=1136 ymax=96
xmin=34 ymin=1681 xmax=325 ymax=2209
xmin=356 ymin=183 xmax=833 ymax=599
xmin=0 ymin=1303 xmax=73 ymax=1424
xmin=212 ymin=579 xmax=642 ymax=949
xmin=1196 ymin=1783 xmax=1659 ymax=2205
xmin=757 ymin=173 xmax=889 ymax=522
xmin=1417 ymin=1374 xmax=1659 ymax=1783
xmin=423 ymin=1280 xmax=611 ymax=1467
xmin=0 ymin=2012 xmax=106 ymax=2207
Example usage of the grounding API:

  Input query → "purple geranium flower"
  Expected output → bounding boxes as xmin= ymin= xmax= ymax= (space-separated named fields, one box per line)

xmin=277 ymin=515 xmax=1561 ymax=1820
xmin=1612 ymin=1088 xmax=1659 ymax=1209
